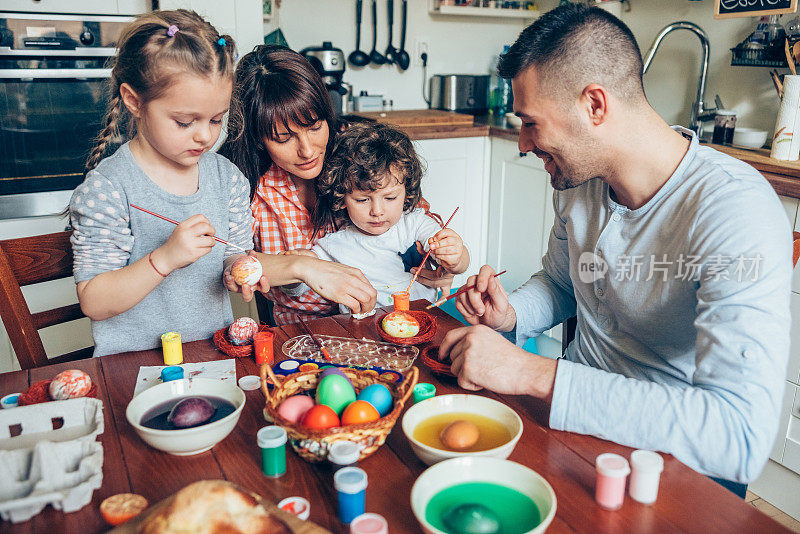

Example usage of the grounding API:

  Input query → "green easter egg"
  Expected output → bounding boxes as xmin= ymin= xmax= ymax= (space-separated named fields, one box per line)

xmin=315 ymin=374 xmax=356 ymax=416
xmin=442 ymin=503 xmax=501 ymax=534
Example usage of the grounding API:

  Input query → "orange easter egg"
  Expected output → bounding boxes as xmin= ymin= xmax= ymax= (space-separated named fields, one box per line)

xmin=340 ymin=400 xmax=380 ymax=426
xmin=300 ymin=404 xmax=340 ymax=429
xmin=381 ymin=311 xmax=420 ymax=338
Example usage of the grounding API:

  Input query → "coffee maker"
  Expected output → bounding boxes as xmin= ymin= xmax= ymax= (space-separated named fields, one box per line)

xmin=300 ymin=42 xmax=351 ymax=116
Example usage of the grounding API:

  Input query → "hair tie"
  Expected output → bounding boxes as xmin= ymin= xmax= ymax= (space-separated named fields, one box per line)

xmin=218 ymin=37 xmax=226 ymax=47
xmin=167 ymin=25 xmax=179 ymax=37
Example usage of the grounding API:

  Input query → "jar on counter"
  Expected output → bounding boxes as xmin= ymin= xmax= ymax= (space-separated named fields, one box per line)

xmin=712 ymin=110 xmax=737 ymax=145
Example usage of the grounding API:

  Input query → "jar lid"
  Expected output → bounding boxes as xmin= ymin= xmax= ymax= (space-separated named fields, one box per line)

xmin=596 ymin=453 xmax=631 ymax=478
xmin=329 ymin=440 xmax=360 ymax=465
xmin=630 ymin=450 xmax=664 ymax=473
xmin=161 ymin=366 xmax=184 ymax=382
xmin=350 ymin=512 xmax=388 ymax=534
xmin=334 ymin=467 xmax=368 ymax=494
xmin=238 ymin=375 xmax=261 ymax=391
xmin=715 ymin=109 xmax=737 ymax=116
xmin=257 ymin=425 xmax=287 ymax=448
xmin=1 ymin=393 xmax=20 ymax=409
xmin=278 ymin=496 xmax=310 ymax=521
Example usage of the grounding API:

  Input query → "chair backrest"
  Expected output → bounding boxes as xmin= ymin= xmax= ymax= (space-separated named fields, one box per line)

xmin=0 ymin=231 xmax=92 ymax=369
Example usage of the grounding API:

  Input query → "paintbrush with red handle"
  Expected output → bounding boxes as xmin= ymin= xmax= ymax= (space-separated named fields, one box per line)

xmin=297 ymin=318 xmax=332 ymax=361
xmin=130 ymin=203 xmax=249 ymax=253
xmin=405 ymin=206 xmax=460 ymax=293
xmin=425 ymin=270 xmax=507 ymax=310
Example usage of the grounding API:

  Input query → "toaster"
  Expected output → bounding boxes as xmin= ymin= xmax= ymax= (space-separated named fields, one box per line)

xmin=430 ymin=74 xmax=490 ymax=112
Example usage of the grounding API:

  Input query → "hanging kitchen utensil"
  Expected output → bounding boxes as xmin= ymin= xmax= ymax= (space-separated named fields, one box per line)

xmin=396 ymin=0 xmax=410 ymax=71
xmin=384 ymin=0 xmax=397 ymax=65
xmin=369 ymin=0 xmax=386 ymax=65
xmin=349 ymin=0 xmax=370 ymax=67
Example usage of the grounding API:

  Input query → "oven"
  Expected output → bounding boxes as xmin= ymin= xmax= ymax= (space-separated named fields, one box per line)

xmin=0 ymin=13 xmax=132 ymax=219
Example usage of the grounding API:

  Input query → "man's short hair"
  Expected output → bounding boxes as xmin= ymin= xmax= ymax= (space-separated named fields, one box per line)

xmin=498 ymin=3 xmax=645 ymax=104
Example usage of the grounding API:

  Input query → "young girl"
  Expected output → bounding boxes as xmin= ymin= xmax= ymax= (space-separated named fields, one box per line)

xmin=70 ymin=10 xmax=265 ymax=356
xmin=293 ymin=122 xmax=470 ymax=312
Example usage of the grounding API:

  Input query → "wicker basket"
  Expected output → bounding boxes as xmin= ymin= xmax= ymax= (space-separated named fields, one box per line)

xmin=213 ymin=323 xmax=272 ymax=358
xmin=420 ymin=346 xmax=455 ymax=378
xmin=376 ymin=310 xmax=437 ymax=345
xmin=260 ymin=363 xmax=417 ymax=462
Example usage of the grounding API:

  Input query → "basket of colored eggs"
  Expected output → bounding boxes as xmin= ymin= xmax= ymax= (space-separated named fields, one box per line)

xmin=260 ymin=362 xmax=418 ymax=463
xmin=377 ymin=310 xmax=436 ymax=345
xmin=213 ymin=317 xmax=271 ymax=358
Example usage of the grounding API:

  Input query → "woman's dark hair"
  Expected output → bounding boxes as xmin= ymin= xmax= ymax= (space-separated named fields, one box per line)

xmin=313 ymin=122 xmax=423 ymax=235
xmin=220 ymin=45 xmax=337 ymax=194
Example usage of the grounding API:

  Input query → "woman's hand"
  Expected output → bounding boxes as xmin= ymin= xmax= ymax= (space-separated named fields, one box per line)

xmin=223 ymin=253 xmax=270 ymax=302
xmin=428 ymin=228 xmax=466 ymax=273
xmin=301 ymin=257 xmax=377 ymax=314
xmin=153 ymin=214 xmax=216 ymax=273
xmin=279 ymin=249 xmax=318 ymax=258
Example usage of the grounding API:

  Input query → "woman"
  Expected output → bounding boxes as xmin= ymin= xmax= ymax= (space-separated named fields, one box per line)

xmin=221 ymin=45 xmax=451 ymax=324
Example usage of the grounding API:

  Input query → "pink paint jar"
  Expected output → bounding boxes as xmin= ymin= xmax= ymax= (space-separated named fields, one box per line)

xmin=595 ymin=453 xmax=630 ymax=510
xmin=350 ymin=513 xmax=388 ymax=534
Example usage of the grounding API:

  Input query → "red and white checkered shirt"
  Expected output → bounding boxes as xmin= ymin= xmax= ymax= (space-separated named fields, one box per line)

xmin=251 ymin=165 xmax=338 ymax=324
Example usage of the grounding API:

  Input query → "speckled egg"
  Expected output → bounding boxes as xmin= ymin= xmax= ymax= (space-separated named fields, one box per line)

xmin=227 ymin=317 xmax=259 ymax=345
xmin=356 ymin=384 xmax=393 ymax=417
xmin=381 ymin=311 xmax=420 ymax=338
xmin=276 ymin=395 xmax=315 ymax=424
xmin=231 ymin=255 xmax=262 ymax=286
xmin=49 ymin=369 xmax=92 ymax=400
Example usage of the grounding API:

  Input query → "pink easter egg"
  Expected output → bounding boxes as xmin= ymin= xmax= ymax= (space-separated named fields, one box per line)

xmin=277 ymin=395 xmax=315 ymax=424
xmin=49 ymin=369 xmax=92 ymax=400
xmin=227 ymin=317 xmax=259 ymax=345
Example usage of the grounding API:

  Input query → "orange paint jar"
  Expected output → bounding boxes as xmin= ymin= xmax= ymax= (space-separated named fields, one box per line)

xmin=254 ymin=330 xmax=275 ymax=365
xmin=392 ymin=291 xmax=410 ymax=311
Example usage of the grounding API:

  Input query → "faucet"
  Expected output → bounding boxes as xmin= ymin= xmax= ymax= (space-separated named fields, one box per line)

xmin=642 ymin=21 xmax=722 ymax=135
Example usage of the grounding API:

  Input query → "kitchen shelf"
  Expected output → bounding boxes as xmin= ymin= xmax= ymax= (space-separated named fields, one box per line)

xmin=429 ymin=1 xmax=539 ymax=19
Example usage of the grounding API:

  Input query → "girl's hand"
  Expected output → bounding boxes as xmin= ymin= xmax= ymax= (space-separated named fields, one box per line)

xmin=154 ymin=214 xmax=217 ymax=272
xmin=428 ymin=228 xmax=464 ymax=272
xmin=223 ymin=254 xmax=270 ymax=302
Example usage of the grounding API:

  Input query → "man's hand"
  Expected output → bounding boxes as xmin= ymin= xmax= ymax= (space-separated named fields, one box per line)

xmin=454 ymin=265 xmax=516 ymax=331
xmin=439 ymin=324 xmax=557 ymax=400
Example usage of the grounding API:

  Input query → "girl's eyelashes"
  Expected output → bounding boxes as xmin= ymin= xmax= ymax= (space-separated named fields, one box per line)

xmin=211 ymin=118 xmax=223 ymax=125
xmin=176 ymin=120 xmax=192 ymax=128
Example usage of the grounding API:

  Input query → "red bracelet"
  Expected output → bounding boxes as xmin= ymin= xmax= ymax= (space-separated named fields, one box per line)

xmin=148 ymin=251 xmax=168 ymax=278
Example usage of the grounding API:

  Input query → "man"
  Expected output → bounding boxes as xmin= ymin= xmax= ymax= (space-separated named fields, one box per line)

xmin=440 ymin=3 xmax=791 ymax=492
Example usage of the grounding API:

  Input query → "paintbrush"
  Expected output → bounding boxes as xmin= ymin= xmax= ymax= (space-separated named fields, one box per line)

xmin=130 ymin=204 xmax=249 ymax=253
xmin=425 ymin=270 xmax=507 ymax=310
xmin=406 ymin=206 xmax=460 ymax=293
xmin=297 ymin=318 xmax=332 ymax=361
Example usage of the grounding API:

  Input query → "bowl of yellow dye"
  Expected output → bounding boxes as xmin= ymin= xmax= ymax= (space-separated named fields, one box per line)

xmin=401 ymin=394 xmax=523 ymax=465
xmin=411 ymin=457 xmax=557 ymax=534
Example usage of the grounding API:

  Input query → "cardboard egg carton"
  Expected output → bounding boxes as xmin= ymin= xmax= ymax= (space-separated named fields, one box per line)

xmin=0 ymin=398 xmax=104 ymax=523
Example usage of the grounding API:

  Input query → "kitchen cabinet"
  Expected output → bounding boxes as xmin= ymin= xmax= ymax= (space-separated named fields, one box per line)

xmin=414 ymin=136 xmax=490 ymax=289
xmin=2 ymin=0 xmax=149 ymax=14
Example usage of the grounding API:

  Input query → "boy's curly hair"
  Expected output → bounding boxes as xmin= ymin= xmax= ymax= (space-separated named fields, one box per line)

xmin=313 ymin=122 xmax=423 ymax=234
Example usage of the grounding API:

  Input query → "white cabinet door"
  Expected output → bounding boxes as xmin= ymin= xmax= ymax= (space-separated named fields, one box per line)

xmin=3 ymin=0 xmax=148 ymax=14
xmin=414 ymin=137 xmax=489 ymax=289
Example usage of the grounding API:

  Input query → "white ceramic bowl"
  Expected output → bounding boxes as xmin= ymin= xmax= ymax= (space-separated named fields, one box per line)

xmin=505 ymin=112 xmax=522 ymax=129
xmin=401 ymin=394 xmax=523 ymax=465
xmin=126 ymin=378 xmax=245 ymax=455
xmin=411 ymin=457 xmax=557 ymax=534
xmin=732 ymin=127 xmax=768 ymax=149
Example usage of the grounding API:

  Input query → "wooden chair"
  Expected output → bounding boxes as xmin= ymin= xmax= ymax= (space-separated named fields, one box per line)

xmin=0 ymin=231 xmax=93 ymax=369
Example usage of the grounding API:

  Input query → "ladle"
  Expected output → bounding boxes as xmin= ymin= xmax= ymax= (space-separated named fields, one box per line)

xmin=348 ymin=0 xmax=370 ymax=68
xmin=369 ymin=0 xmax=386 ymax=65
xmin=396 ymin=0 xmax=410 ymax=70
xmin=384 ymin=0 xmax=397 ymax=64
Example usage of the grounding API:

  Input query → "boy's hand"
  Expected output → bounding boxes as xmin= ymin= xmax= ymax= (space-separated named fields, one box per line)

xmin=428 ymin=228 xmax=464 ymax=272
xmin=154 ymin=214 xmax=216 ymax=273
xmin=223 ymin=253 xmax=270 ymax=302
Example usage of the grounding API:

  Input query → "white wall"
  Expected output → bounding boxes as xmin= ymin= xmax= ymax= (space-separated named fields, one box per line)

xmin=265 ymin=0 xmax=781 ymax=134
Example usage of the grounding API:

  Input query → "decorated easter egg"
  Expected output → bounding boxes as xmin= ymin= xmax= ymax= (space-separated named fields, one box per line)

xmin=381 ymin=311 xmax=420 ymax=338
xmin=440 ymin=420 xmax=481 ymax=451
xmin=319 ymin=366 xmax=352 ymax=386
xmin=341 ymin=400 xmax=380 ymax=426
xmin=301 ymin=404 xmax=340 ymax=429
xmin=227 ymin=317 xmax=259 ymax=345
xmin=49 ymin=369 xmax=92 ymax=400
xmin=231 ymin=255 xmax=262 ymax=286
xmin=315 ymin=375 xmax=356 ymax=416
xmin=277 ymin=394 xmax=315 ymax=423
xmin=442 ymin=503 xmax=501 ymax=534
xmin=356 ymin=383 xmax=393 ymax=417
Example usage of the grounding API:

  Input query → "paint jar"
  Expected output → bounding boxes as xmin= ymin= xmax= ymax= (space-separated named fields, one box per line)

xmin=392 ymin=291 xmax=410 ymax=311
xmin=629 ymin=450 xmax=664 ymax=504
xmin=160 ymin=366 xmax=183 ymax=382
xmin=254 ymin=330 xmax=275 ymax=365
xmin=334 ymin=467 xmax=368 ymax=524
xmin=329 ymin=440 xmax=360 ymax=472
xmin=413 ymin=383 xmax=436 ymax=404
xmin=595 ymin=453 xmax=630 ymax=510
xmin=257 ymin=426 xmax=287 ymax=478
xmin=350 ymin=513 xmax=388 ymax=534
xmin=161 ymin=332 xmax=183 ymax=365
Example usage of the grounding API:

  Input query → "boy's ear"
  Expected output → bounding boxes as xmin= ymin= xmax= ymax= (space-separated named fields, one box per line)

xmin=119 ymin=83 xmax=143 ymax=118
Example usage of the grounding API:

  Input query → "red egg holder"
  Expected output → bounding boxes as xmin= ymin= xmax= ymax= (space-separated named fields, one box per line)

xmin=213 ymin=323 xmax=273 ymax=358
xmin=376 ymin=310 xmax=437 ymax=345
xmin=420 ymin=346 xmax=455 ymax=378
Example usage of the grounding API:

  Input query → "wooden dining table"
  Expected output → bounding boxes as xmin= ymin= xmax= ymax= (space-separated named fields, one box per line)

xmin=0 ymin=301 xmax=792 ymax=533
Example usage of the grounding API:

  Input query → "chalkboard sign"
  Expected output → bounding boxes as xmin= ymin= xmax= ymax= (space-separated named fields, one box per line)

xmin=715 ymin=0 xmax=798 ymax=19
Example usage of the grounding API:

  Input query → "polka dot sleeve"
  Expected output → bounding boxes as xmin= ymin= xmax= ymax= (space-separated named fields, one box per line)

xmin=69 ymin=170 xmax=134 ymax=283
xmin=225 ymin=169 xmax=255 ymax=258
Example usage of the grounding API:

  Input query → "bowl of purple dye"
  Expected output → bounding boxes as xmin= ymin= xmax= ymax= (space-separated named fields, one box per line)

xmin=125 ymin=378 xmax=246 ymax=455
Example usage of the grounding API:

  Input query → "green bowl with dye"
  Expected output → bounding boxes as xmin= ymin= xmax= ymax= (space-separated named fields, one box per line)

xmin=411 ymin=457 xmax=557 ymax=534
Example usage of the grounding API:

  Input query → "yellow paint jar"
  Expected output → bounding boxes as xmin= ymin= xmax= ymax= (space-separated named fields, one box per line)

xmin=161 ymin=332 xmax=183 ymax=365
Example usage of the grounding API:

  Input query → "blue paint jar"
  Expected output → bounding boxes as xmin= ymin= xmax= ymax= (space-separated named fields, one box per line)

xmin=333 ymin=467 xmax=368 ymax=523
xmin=160 ymin=366 xmax=184 ymax=382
